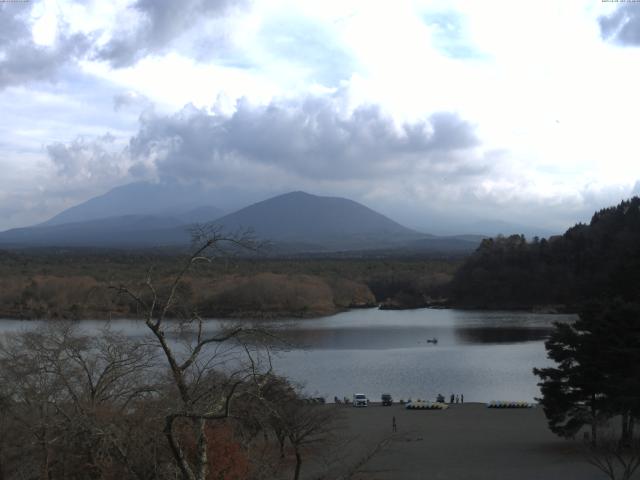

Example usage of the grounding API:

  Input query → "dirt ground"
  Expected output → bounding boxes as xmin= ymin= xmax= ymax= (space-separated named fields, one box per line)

xmin=299 ymin=403 xmax=616 ymax=480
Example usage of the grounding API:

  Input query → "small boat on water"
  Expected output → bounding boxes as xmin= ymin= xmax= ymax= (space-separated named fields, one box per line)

xmin=426 ymin=337 xmax=438 ymax=344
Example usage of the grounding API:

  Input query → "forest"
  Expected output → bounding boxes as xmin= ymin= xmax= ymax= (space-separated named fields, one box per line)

xmin=0 ymin=249 xmax=459 ymax=320
xmin=450 ymin=197 xmax=640 ymax=310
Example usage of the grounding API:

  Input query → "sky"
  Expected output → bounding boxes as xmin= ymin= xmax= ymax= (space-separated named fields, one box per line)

xmin=1 ymin=0 xmax=640 ymax=235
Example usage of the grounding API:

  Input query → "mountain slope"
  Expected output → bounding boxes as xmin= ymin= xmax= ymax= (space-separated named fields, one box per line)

xmin=210 ymin=191 xmax=426 ymax=249
xmin=0 ymin=215 xmax=191 ymax=247
xmin=42 ymin=182 xmax=222 ymax=226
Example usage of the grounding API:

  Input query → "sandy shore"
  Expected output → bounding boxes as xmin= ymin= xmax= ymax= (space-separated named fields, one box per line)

xmin=299 ymin=403 xmax=609 ymax=480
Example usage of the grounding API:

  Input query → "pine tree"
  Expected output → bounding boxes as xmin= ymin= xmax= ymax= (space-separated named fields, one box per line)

xmin=534 ymin=301 xmax=640 ymax=445
xmin=534 ymin=316 xmax=608 ymax=443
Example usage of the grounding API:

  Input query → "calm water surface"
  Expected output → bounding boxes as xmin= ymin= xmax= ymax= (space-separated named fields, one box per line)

xmin=0 ymin=308 xmax=575 ymax=403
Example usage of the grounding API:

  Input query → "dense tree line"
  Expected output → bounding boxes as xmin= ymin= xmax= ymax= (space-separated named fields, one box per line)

xmin=450 ymin=197 xmax=640 ymax=309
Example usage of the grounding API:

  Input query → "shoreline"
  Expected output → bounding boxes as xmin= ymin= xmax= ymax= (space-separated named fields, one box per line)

xmin=0 ymin=304 xmax=577 ymax=322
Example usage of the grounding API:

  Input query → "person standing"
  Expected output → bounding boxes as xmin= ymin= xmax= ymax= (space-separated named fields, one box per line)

xmin=450 ymin=393 xmax=454 ymax=404
xmin=461 ymin=394 xmax=464 ymax=404
xmin=455 ymin=394 xmax=459 ymax=404
xmin=392 ymin=416 xmax=397 ymax=433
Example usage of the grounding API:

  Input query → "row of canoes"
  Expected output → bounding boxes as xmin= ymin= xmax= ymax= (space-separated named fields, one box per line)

xmin=405 ymin=401 xmax=449 ymax=410
xmin=487 ymin=401 xmax=535 ymax=408
xmin=404 ymin=400 xmax=536 ymax=410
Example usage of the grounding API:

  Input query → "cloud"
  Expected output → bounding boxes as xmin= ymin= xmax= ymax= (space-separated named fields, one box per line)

xmin=127 ymin=92 xmax=482 ymax=185
xmin=599 ymin=4 xmax=640 ymax=46
xmin=113 ymin=90 xmax=152 ymax=112
xmin=0 ymin=3 xmax=93 ymax=89
xmin=95 ymin=0 xmax=243 ymax=68
xmin=46 ymin=133 xmax=129 ymax=183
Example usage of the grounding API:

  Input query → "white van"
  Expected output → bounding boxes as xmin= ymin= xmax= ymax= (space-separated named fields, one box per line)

xmin=353 ymin=393 xmax=368 ymax=407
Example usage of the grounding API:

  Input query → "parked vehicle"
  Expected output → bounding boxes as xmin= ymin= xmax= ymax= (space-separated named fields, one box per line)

xmin=352 ymin=393 xmax=368 ymax=407
xmin=381 ymin=393 xmax=393 ymax=406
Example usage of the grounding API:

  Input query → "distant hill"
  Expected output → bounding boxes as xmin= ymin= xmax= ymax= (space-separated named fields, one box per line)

xmin=450 ymin=196 xmax=640 ymax=309
xmin=41 ymin=181 xmax=223 ymax=226
xmin=466 ymin=219 xmax=556 ymax=239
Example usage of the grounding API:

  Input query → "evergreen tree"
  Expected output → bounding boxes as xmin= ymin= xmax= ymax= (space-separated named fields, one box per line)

xmin=534 ymin=316 xmax=607 ymax=443
xmin=534 ymin=301 xmax=640 ymax=445
xmin=586 ymin=302 xmax=640 ymax=445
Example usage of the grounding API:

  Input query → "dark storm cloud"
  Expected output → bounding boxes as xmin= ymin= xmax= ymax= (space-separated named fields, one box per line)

xmin=599 ymin=4 xmax=640 ymax=46
xmin=0 ymin=3 xmax=93 ymax=89
xmin=127 ymin=93 xmax=482 ymax=183
xmin=96 ymin=0 xmax=243 ymax=68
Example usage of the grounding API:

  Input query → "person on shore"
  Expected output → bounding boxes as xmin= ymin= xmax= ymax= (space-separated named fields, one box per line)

xmin=450 ymin=393 xmax=454 ymax=404
xmin=455 ymin=395 xmax=459 ymax=404
xmin=392 ymin=416 xmax=397 ymax=433
xmin=461 ymin=394 xmax=464 ymax=404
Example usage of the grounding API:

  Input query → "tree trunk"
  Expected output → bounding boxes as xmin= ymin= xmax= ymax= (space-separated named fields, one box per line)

xmin=195 ymin=419 xmax=208 ymax=480
xmin=621 ymin=411 xmax=630 ymax=446
xmin=0 ymin=445 xmax=5 ymax=480
xmin=277 ymin=433 xmax=286 ymax=459
xmin=164 ymin=416 xmax=195 ymax=480
xmin=590 ymin=399 xmax=598 ymax=447
xmin=293 ymin=449 xmax=302 ymax=480
xmin=39 ymin=426 xmax=51 ymax=480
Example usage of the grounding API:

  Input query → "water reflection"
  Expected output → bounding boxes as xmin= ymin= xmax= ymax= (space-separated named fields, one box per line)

xmin=0 ymin=309 xmax=575 ymax=402
xmin=454 ymin=326 xmax=552 ymax=345
xmin=274 ymin=326 xmax=455 ymax=350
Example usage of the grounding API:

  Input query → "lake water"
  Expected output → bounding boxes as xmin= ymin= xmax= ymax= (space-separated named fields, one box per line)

xmin=0 ymin=308 xmax=575 ymax=403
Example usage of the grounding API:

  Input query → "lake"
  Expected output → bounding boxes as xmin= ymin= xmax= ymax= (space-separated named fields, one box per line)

xmin=0 ymin=308 xmax=575 ymax=403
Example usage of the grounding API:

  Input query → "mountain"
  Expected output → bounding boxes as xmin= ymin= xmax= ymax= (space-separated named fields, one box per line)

xmin=179 ymin=206 xmax=225 ymax=224
xmin=209 ymin=191 xmax=426 ymax=250
xmin=41 ymin=182 xmax=223 ymax=226
xmin=0 ymin=189 xmax=482 ymax=253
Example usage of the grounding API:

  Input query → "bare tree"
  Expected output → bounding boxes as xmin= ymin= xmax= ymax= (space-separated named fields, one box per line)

xmin=585 ymin=426 xmax=640 ymax=480
xmin=0 ymin=322 xmax=161 ymax=479
xmin=250 ymin=375 xmax=338 ymax=480
xmin=112 ymin=226 xmax=277 ymax=480
xmin=285 ymin=401 xmax=337 ymax=480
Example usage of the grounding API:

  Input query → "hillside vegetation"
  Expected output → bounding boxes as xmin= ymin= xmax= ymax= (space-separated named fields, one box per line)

xmin=450 ymin=197 xmax=640 ymax=309
xmin=0 ymin=252 xmax=458 ymax=319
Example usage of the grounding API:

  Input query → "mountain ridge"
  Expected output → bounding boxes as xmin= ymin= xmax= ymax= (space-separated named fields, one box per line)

xmin=0 ymin=187 xmax=482 ymax=253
